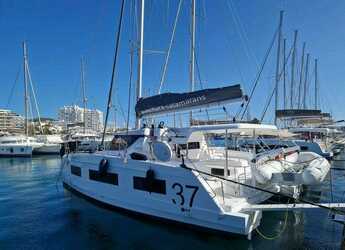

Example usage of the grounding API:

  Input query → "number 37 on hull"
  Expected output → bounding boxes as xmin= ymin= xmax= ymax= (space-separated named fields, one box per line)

xmin=62 ymin=153 xmax=262 ymax=239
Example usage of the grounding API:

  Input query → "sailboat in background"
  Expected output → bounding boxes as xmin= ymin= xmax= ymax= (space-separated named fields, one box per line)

xmin=62 ymin=57 xmax=113 ymax=153
xmin=0 ymin=42 xmax=43 ymax=157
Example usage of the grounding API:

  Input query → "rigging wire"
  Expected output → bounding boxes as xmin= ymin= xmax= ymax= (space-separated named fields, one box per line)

xmin=240 ymin=26 xmax=279 ymax=120
xmin=158 ymin=0 xmax=183 ymax=94
xmin=225 ymin=0 xmax=259 ymax=71
xmin=26 ymin=61 xmax=43 ymax=134
xmin=101 ymin=0 xmax=126 ymax=147
xmin=194 ymin=51 xmax=210 ymax=120
xmin=126 ymin=49 xmax=134 ymax=132
xmin=28 ymin=90 xmax=35 ymax=135
xmin=6 ymin=66 xmax=21 ymax=108
xmin=114 ymin=97 xmax=127 ymax=128
xmin=260 ymin=43 xmax=294 ymax=121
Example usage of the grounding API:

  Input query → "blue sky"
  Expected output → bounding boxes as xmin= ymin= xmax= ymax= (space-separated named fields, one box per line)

xmin=1 ymin=0 xmax=344 ymax=126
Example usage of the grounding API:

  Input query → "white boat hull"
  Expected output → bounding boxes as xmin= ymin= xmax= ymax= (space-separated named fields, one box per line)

xmin=0 ymin=145 xmax=33 ymax=157
xmin=62 ymin=153 xmax=263 ymax=237
xmin=33 ymin=144 xmax=61 ymax=155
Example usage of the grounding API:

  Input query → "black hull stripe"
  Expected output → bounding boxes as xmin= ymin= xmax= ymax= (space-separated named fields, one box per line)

xmin=63 ymin=182 xmax=246 ymax=239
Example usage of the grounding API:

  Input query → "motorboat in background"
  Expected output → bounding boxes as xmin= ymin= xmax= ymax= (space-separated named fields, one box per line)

xmin=34 ymin=135 xmax=63 ymax=155
xmin=62 ymin=130 xmax=113 ymax=153
xmin=0 ymin=135 xmax=43 ymax=157
xmin=205 ymin=124 xmax=331 ymax=197
xmin=288 ymin=127 xmax=335 ymax=159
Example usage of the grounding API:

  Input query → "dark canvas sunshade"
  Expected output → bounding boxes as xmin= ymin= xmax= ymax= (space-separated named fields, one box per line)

xmin=276 ymin=109 xmax=322 ymax=118
xmin=135 ymin=84 xmax=243 ymax=118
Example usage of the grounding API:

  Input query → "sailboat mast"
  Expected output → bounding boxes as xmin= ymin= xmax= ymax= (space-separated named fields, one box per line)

xmin=189 ymin=0 xmax=196 ymax=125
xmin=290 ymin=30 xmax=298 ymax=109
xmin=303 ymin=53 xmax=310 ymax=109
xmin=136 ymin=0 xmax=145 ymax=129
xmin=81 ymin=57 xmax=87 ymax=133
xmin=314 ymin=58 xmax=318 ymax=109
xmin=298 ymin=42 xmax=306 ymax=108
xmin=274 ymin=11 xmax=283 ymax=125
xmin=283 ymin=38 xmax=286 ymax=110
xmin=23 ymin=41 xmax=29 ymax=137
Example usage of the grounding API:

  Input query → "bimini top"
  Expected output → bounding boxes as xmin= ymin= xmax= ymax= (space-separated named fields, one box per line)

xmin=171 ymin=123 xmax=285 ymax=138
xmin=135 ymin=84 xmax=244 ymax=118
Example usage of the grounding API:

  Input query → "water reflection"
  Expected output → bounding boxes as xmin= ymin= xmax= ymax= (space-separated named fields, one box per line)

xmin=0 ymin=155 xmax=344 ymax=249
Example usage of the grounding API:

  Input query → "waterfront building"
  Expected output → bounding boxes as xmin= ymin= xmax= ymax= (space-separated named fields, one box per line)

xmin=0 ymin=109 xmax=24 ymax=133
xmin=58 ymin=105 xmax=103 ymax=132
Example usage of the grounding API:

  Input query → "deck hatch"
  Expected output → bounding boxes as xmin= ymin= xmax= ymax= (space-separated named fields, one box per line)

xmin=133 ymin=176 xmax=166 ymax=194
xmin=89 ymin=170 xmax=118 ymax=185
xmin=71 ymin=165 xmax=81 ymax=176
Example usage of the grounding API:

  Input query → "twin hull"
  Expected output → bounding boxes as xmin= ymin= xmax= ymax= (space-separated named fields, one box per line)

xmin=62 ymin=153 xmax=261 ymax=237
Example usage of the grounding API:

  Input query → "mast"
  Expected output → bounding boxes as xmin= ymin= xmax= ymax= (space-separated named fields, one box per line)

xmin=290 ymin=30 xmax=298 ymax=109
xmin=298 ymin=42 xmax=306 ymax=108
xmin=274 ymin=10 xmax=283 ymax=125
xmin=23 ymin=41 xmax=29 ymax=137
xmin=283 ymin=38 xmax=286 ymax=110
xmin=303 ymin=53 xmax=310 ymax=109
xmin=189 ymin=0 xmax=196 ymax=125
xmin=135 ymin=0 xmax=145 ymax=129
xmin=81 ymin=57 xmax=87 ymax=133
xmin=314 ymin=58 xmax=318 ymax=109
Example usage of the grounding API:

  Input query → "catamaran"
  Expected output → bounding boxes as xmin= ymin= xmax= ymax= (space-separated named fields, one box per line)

xmin=61 ymin=1 xmax=343 ymax=239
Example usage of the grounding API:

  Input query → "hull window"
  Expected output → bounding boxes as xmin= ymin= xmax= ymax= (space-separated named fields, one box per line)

xmin=177 ymin=142 xmax=200 ymax=150
xmin=211 ymin=168 xmax=230 ymax=176
xmin=71 ymin=165 xmax=81 ymax=176
xmin=89 ymin=170 xmax=118 ymax=185
xmin=133 ymin=176 xmax=166 ymax=194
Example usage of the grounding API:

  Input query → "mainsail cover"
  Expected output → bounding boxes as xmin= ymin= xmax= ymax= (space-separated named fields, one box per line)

xmin=276 ymin=109 xmax=322 ymax=118
xmin=135 ymin=84 xmax=243 ymax=118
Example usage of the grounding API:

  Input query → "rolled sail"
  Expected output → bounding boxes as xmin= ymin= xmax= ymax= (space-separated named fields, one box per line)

xmin=276 ymin=109 xmax=322 ymax=119
xmin=135 ymin=84 xmax=244 ymax=118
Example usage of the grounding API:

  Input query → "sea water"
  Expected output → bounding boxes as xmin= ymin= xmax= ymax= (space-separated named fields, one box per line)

xmin=0 ymin=155 xmax=344 ymax=249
